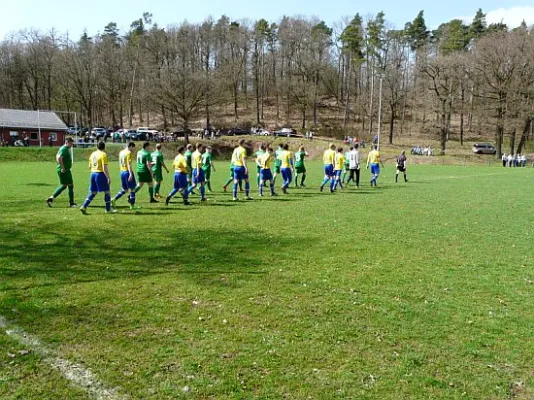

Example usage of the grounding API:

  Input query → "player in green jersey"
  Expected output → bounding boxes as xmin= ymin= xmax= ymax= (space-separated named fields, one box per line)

xmin=201 ymin=146 xmax=216 ymax=192
xmin=341 ymin=148 xmax=351 ymax=183
xmin=151 ymin=143 xmax=169 ymax=199
xmin=254 ymin=144 xmax=266 ymax=187
xmin=47 ymin=137 xmax=77 ymax=208
xmin=134 ymin=141 xmax=157 ymax=203
xmin=184 ymin=143 xmax=193 ymax=185
xmin=293 ymin=146 xmax=309 ymax=187
xmin=273 ymin=143 xmax=284 ymax=185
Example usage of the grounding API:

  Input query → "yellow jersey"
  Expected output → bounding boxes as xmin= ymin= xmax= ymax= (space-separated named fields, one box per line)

xmin=89 ymin=150 xmax=108 ymax=173
xmin=232 ymin=146 xmax=247 ymax=167
xmin=367 ymin=150 xmax=381 ymax=165
xmin=279 ymin=150 xmax=293 ymax=169
xmin=334 ymin=153 xmax=345 ymax=170
xmin=259 ymin=152 xmax=273 ymax=169
xmin=119 ymin=149 xmax=132 ymax=172
xmin=173 ymin=154 xmax=188 ymax=173
xmin=192 ymin=150 xmax=202 ymax=169
xmin=323 ymin=149 xmax=335 ymax=165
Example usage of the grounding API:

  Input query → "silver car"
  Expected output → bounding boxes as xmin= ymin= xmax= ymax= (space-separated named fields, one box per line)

xmin=472 ymin=143 xmax=496 ymax=155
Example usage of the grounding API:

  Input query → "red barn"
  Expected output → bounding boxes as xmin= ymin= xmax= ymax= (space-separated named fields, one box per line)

xmin=0 ymin=109 xmax=68 ymax=147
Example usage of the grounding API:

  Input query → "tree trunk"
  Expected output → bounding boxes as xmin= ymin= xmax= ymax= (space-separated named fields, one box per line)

xmin=516 ymin=117 xmax=532 ymax=154
xmin=389 ymin=105 xmax=395 ymax=144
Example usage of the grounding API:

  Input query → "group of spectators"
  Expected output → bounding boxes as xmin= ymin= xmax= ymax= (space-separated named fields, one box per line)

xmin=502 ymin=153 xmax=528 ymax=167
xmin=343 ymin=136 xmax=364 ymax=147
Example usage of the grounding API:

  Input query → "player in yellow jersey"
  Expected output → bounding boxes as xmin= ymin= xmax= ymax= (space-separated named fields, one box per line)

xmin=80 ymin=141 xmax=116 ymax=214
xmin=231 ymin=139 xmax=253 ymax=201
xmin=278 ymin=144 xmax=294 ymax=194
xmin=366 ymin=145 xmax=384 ymax=187
xmin=332 ymin=147 xmax=346 ymax=191
xmin=187 ymin=143 xmax=207 ymax=201
xmin=111 ymin=142 xmax=139 ymax=210
xmin=256 ymin=147 xmax=277 ymax=197
xmin=320 ymin=143 xmax=336 ymax=192
xmin=165 ymin=146 xmax=193 ymax=206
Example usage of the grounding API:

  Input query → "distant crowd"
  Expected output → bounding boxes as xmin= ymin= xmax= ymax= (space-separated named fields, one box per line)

xmin=502 ymin=153 xmax=528 ymax=167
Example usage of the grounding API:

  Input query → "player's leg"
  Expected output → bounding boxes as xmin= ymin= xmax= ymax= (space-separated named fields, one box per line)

xmin=395 ymin=168 xmax=399 ymax=183
xmin=346 ymin=169 xmax=353 ymax=184
xmin=80 ymin=173 xmax=99 ymax=213
xmin=294 ymin=171 xmax=299 ymax=187
xmin=232 ymin=168 xmax=240 ymax=200
xmin=355 ymin=168 xmax=360 ymax=187
xmin=300 ymin=167 xmax=306 ymax=186
xmin=320 ymin=166 xmax=330 ymax=191
xmin=154 ymin=180 xmax=162 ymax=199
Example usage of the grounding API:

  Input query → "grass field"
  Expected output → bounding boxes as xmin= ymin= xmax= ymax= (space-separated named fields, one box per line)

xmin=1 ymin=157 xmax=534 ymax=399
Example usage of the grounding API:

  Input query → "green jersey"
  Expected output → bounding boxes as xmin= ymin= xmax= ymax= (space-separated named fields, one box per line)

xmin=151 ymin=150 xmax=164 ymax=173
xmin=294 ymin=151 xmax=307 ymax=168
xmin=255 ymin=150 xmax=265 ymax=159
xmin=201 ymin=152 xmax=213 ymax=170
xmin=136 ymin=149 xmax=151 ymax=173
xmin=185 ymin=150 xmax=193 ymax=169
xmin=56 ymin=145 xmax=72 ymax=171
xmin=274 ymin=149 xmax=283 ymax=166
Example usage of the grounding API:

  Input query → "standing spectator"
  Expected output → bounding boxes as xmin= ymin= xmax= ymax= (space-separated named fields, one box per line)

xmin=502 ymin=153 xmax=507 ymax=167
xmin=347 ymin=144 xmax=361 ymax=188
xmin=507 ymin=153 xmax=513 ymax=167
xmin=521 ymin=154 xmax=527 ymax=167
xmin=396 ymin=150 xmax=408 ymax=183
xmin=48 ymin=136 xmax=54 ymax=147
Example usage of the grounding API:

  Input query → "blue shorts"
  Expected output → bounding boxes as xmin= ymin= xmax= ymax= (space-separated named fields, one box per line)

xmin=120 ymin=171 xmax=137 ymax=191
xmin=334 ymin=170 xmax=342 ymax=178
xmin=192 ymin=168 xmax=205 ymax=184
xmin=234 ymin=166 xmax=248 ymax=181
xmin=90 ymin=172 xmax=109 ymax=193
xmin=260 ymin=169 xmax=273 ymax=181
xmin=174 ymin=172 xmax=188 ymax=190
xmin=281 ymin=167 xmax=292 ymax=183
xmin=324 ymin=164 xmax=334 ymax=177
xmin=371 ymin=163 xmax=380 ymax=175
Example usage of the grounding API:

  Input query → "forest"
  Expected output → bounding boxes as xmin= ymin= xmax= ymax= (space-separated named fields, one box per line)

xmin=0 ymin=9 xmax=533 ymax=155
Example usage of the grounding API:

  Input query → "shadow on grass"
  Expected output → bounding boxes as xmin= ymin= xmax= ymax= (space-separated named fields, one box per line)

xmin=26 ymin=182 xmax=55 ymax=187
xmin=0 ymin=221 xmax=306 ymax=292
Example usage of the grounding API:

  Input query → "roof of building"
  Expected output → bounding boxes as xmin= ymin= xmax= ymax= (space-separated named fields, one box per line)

xmin=0 ymin=109 xmax=68 ymax=131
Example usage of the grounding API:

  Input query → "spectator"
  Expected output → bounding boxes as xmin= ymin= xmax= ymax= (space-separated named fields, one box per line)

xmin=521 ymin=154 xmax=527 ymax=167
xmin=502 ymin=153 xmax=507 ymax=167
xmin=507 ymin=153 xmax=513 ymax=167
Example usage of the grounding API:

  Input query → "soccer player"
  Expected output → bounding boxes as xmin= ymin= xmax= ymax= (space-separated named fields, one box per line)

xmin=254 ymin=144 xmax=266 ymax=187
xmin=184 ymin=143 xmax=194 ymax=188
xmin=396 ymin=150 xmax=408 ymax=183
xmin=134 ymin=141 xmax=157 ymax=203
xmin=47 ymin=137 xmax=76 ymax=208
xmin=366 ymin=145 xmax=383 ymax=187
xmin=188 ymin=143 xmax=207 ymax=201
xmin=341 ymin=148 xmax=351 ymax=183
xmin=346 ymin=144 xmax=361 ymax=187
xmin=278 ymin=144 xmax=294 ymax=194
xmin=111 ymin=142 xmax=139 ymax=210
xmin=151 ymin=143 xmax=169 ymax=199
xmin=231 ymin=139 xmax=253 ymax=201
xmin=273 ymin=143 xmax=284 ymax=185
xmin=294 ymin=146 xmax=308 ymax=187
xmin=80 ymin=141 xmax=116 ymax=214
xmin=257 ymin=147 xmax=277 ymax=197
xmin=201 ymin=146 xmax=216 ymax=192
xmin=332 ymin=147 xmax=345 ymax=191
xmin=165 ymin=146 xmax=192 ymax=206
xmin=320 ymin=143 xmax=336 ymax=192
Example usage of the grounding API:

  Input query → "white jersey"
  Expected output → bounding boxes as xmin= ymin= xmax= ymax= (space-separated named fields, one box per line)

xmin=349 ymin=150 xmax=360 ymax=169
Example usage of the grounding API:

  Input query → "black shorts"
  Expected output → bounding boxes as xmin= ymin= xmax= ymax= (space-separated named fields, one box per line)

xmin=397 ymin=166 xmax=405 ymax=172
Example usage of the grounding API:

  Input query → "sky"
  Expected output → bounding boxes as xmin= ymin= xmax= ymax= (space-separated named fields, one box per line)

xmin=2 ymin=0 xmax=534 ymax=40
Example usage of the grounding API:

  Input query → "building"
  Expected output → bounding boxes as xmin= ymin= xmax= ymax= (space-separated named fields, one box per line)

xmin=0 ymin=108 xmax=68 ymax=146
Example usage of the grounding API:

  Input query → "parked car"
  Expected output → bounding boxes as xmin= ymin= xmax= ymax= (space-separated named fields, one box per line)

xmin=274 ymin=128 xmax=297 ymax=137
xmin=137 ymin=127 xmax=159 ymax=138
xmin=91 ymin=127 xmax=107 ymax=138
xmin=257 ymin=129 xmax=272 ymax=136
xmin=472 ymin=143 xmax=497 ymax=155
xmin=228 ymin=127 xmax=250 ymax=136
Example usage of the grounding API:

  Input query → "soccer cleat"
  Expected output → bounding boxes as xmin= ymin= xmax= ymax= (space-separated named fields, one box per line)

xmin=200 ymin=198 xmax=208 ymax=202
xmin=165 ymin=196 xmax=171 ymax=206
xmin=69 ymin=203 xmax=78 ymax=208
xmin=46 ymin=198 xmax=53 ymax=207
xmin=111 ymin=199 xmax=117 ymax=209
xmin=155 ymin=193 xmax=162 ymax=199
xmin=233 ymin=197 xmax=239 ymax=201
xmin=150 ymin=199 xmax=159 ymax=203
xmin=300 ymin=184 xmax=306 ymax=187
xmin=259 ymin=193 xmax=264 ymax=197
xmin=106 ymin=209 xmax=118 ymax=214
xmin=246 ymin=196 xmax=254 ymax=201
xmin=282 ymin=188 xmax=288 ymax=194
xmin=223 ymin=186 xmax=227 ymax=192
xmin=319 ymin=186 xmax=324 ymax=192
xmin=80 ymin=207 xmax=87 ymax=215
xmin=271 ymin=193 xmax=278 ymax=197
xmin=130 ymin=205 xmax=141 ymax=210
xmin=183 ymin=200 xmax=193 ymax=205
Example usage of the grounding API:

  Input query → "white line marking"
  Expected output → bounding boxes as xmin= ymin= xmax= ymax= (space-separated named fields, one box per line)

xmin=0 ymin=315 xmax=128 ymax=400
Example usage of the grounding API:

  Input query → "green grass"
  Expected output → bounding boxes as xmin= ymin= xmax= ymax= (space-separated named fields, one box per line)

xmin=1 ymin=158 xmax=534 ymax=399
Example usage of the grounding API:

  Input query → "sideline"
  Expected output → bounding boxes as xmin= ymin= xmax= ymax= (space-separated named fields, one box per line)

xmin=0 ymin=315 xmax=128 ymax=400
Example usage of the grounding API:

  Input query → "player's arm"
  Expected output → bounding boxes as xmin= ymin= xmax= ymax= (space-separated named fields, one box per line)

xmin=127 ymin=159 xmax=134 ymax=181
xmin=243 ymin=155 xmax=248 ymax=173
xmin=146 ymin=158 xmax=154 ymax=178
xmin=366 ymin=153 xmax=370 ymax=169
xmin=57 ymin=154 xmax=66 ymax=172
xmin=162 ymin=157 xmax=169 ymax=173
xmin=104 ymin=164 xmax=111 ymax=184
